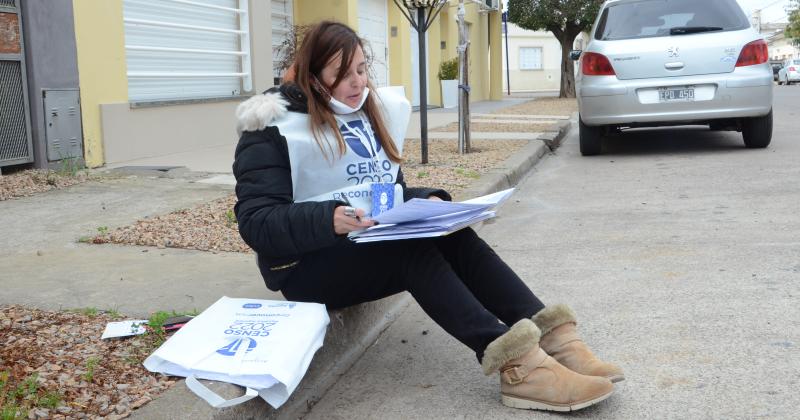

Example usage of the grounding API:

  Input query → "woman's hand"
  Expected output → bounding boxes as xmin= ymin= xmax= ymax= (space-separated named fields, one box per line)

xmin=333 ymin=206 xmax=375 ymax=235
xmin=428 ymin=195 xmax=443 ymax=201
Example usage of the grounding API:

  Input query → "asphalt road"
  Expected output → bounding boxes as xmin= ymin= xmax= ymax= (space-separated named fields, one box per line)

xmin=303 ymin=85 xmax=800 ymax=419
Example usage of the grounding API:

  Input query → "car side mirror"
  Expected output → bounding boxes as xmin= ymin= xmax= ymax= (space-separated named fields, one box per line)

xmin=569 ymin=50 xmax=582 ymax=61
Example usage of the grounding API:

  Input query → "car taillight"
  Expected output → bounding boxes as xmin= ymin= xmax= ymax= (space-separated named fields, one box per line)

xmin=790 ymin=67 xmax=797 ymax=72
xmin=581 ymin=52 xmax=616 ymax=76
xmin=735 ymin=40 xmax=768 ymax=67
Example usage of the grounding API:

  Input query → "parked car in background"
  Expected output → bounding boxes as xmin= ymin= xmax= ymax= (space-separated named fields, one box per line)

xmin=573 ymin=0 xmax=773 ymax=155
xmin=777 ymin=59 xmax=800 ymax=85
xmin=771 ymin=62 xmax=783 ymax=82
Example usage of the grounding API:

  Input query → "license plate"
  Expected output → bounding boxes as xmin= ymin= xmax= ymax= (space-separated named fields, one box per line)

xmin=658 ymin=87 xmax=695 ymax=102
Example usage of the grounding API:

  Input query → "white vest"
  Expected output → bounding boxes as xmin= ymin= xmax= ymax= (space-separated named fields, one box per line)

xmin=272 ymin=87 xmax=410 ymax=208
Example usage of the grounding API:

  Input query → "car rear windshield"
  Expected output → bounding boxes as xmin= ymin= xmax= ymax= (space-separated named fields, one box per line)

xmin=595 ymin=0 xmax=750 ymax=41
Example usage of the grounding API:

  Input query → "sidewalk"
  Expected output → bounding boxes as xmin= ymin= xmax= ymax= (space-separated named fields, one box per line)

xmin=0 ymin=94 xmax=571 ymax=419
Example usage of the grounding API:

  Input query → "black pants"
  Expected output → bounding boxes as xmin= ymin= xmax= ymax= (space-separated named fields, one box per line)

xmin=281 ymin=228 xmax=545 ymax=361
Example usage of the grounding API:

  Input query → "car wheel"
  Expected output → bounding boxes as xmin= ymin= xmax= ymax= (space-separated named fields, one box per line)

xmin=579 ymin=117 xmax=603 ymax=156
xmin=741 ymin=109 xmax=772 ymax=149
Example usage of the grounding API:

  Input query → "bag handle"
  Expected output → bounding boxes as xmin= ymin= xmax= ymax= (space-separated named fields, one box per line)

xmin=185 ymin=375 xmax=259 ymax=408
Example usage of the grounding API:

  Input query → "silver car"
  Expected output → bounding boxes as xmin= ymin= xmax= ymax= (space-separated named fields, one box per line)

xmin=574 ymin=0 xmax=773 ymax=155
xmin=777 ymin=58 xmax=800 ymax=85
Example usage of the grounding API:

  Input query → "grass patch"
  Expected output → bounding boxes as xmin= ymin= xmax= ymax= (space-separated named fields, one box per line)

xmin=82 ymin=357 xmax=99 ymax=382
xmin=67 ymin=307 xmax=122 ymax=319
xmin=0 ymin=371 xmax=63 ymax=420
xmin=454 ymin=167 xmax=480 ymax=179
xmin=145 ymin=309 xmax=199 ymax=347
xmin=67 ymin=307 xmax=99 ymax=317
xmin=57 ymin=157 xmax=81 ymax=177
xmin=225 ymin=209 xmax=237 ymax=227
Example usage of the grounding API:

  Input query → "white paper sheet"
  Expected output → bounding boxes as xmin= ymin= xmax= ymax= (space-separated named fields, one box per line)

xmin=349 ymin=188 xmax=514 ymax=242
xmin=101 ymin=320 xmax=148 ymax=339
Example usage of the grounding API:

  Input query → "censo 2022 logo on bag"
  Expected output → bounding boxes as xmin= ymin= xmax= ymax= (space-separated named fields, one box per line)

xmin=216 ymin=337 xmax=257 ymax=356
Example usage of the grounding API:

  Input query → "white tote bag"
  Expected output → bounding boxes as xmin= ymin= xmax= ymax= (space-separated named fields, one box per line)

xmin=143 ymin=296 xmax=329 ymax=409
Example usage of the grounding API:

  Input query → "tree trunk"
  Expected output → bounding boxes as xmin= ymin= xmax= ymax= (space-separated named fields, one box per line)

xmin=558 ymin=33 xmax=576 ymax=98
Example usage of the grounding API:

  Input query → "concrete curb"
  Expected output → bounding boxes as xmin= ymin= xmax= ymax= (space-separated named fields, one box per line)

xmin=131 ymin=116 xmax=574 ymax=420
xmin=454 ymin=115 xmax=573 ymax=201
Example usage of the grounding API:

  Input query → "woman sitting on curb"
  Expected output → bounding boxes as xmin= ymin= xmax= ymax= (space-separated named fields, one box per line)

xmin=232 ymin=20 xmax=623 ymax=412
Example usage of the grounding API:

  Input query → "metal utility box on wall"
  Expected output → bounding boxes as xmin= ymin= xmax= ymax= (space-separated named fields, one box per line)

xmin=43 ymin=89 xmax=82 ymax=161
xmin=17 ymin=0 xmax=82 ymax=169
xmin=0 ymin=0 xmax=34 ymax=168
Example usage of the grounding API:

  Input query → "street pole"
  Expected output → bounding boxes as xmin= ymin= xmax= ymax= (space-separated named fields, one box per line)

xmin=457 ymin=0 xmax=470 ymax=154
xmin=503 ymin=9 xmax=510 ymax=96
xmin=392 ymin=0 xmax=447 ymax=164
xmin=417 ymin=9 xmax=429 ymax=164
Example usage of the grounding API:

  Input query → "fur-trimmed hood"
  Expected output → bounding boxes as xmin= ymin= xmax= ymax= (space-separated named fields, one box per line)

xmin=235 ymin=84 xmax=309 ymax=136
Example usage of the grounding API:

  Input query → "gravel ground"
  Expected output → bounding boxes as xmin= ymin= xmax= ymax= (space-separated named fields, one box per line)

xmin=91 ymin=196 xmax=247 ymax=253
xmin=0 ymin=306 xmax=175 ymax=419
xmin=493 ymin=97 xmax=577 ymax=116
xmin=0 ymin=170 xmax=91 ymax=201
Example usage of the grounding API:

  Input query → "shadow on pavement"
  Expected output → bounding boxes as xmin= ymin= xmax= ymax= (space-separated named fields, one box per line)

xmin=602 ymin=126 xmax=751 ymax=157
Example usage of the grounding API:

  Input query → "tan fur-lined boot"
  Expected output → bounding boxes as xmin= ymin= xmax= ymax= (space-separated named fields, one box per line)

xmin=482 ymin=319 xmax=613 ymax=411
xmin=532 ymin=304 xmax=625 ymax=383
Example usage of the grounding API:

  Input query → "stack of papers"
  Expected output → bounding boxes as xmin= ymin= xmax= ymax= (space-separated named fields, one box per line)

xmin=348 ymin=188 xmax=515 ymax=242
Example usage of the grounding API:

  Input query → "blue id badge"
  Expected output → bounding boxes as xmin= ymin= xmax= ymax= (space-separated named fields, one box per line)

xmin=370 ymin=182 xmax=395 ymax=218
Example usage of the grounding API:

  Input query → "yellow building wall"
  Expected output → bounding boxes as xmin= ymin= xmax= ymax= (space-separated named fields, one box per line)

xmin=294 ymin=0 xmax=358 ymax=28
xmin=427 ymin=15 xmax=442 ymax=107
xmin=72 ymin=0 xmax=128 ymax=168
xmin=293 ymin=1 xmax=503 ymax=105
xmin=388 ymin=6 xmax=413 ymax=100
xmin=474 ymin=8 xmax=489 ymax=101
xmin=489 ymin=10 xmax=502 ymax=100
xmin=432 ymin=2 xmax=502 ymax=103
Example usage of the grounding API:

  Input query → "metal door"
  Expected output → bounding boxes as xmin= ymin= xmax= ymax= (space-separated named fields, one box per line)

xmin=0 ymin=0 xmax=33 ymax=167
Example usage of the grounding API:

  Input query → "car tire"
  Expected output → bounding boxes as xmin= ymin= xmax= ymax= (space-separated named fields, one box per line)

xmin=579 ymin=117 xmax=603 ymax=156
xmin=741 ymin=109 xmax=772 ymax=149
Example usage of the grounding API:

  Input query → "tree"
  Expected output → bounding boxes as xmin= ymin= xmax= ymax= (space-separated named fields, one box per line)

xmin=786 ymin=1 xmax=800 ymax=47
xmin=507 ymin=0 xmax=603 ymax=98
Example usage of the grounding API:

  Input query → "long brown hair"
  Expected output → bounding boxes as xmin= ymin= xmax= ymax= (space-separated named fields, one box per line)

xmin=292 ymin=21 xmax=402 ymax=163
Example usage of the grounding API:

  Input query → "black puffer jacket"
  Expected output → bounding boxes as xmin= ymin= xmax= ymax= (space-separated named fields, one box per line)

xmin=233 ymin=84 xmax=450 ymax=291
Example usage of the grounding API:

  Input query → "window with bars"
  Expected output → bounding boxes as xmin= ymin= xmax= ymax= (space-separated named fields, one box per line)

xmin=519 ymin=47 xmax=543 ymax=70
xmin=123 ymin=0 xmax=252 ymax=102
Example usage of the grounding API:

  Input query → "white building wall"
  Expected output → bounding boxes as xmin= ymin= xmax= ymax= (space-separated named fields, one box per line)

xmin=769 ymin=35 xmax=799 ymax=60
xmin=501 ymin=23 xmax=561 ymax=92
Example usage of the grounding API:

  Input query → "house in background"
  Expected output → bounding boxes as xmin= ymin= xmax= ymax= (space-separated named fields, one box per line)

xmin=766 ymin=29 xmax=799 ymax=61
xmin=501 ymin=23 xmax=562 ymax=93
xmin=72 ymin=0 xmax=275 ymax=169
xmin=2 ymin=0 xmax=503 ymax=171
xmin=500 ymin=21 xmax=588 ymax=94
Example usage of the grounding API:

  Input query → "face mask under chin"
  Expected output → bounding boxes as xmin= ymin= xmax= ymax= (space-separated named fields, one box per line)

xmin=329 ymin=87 xmax=370 ymax=115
